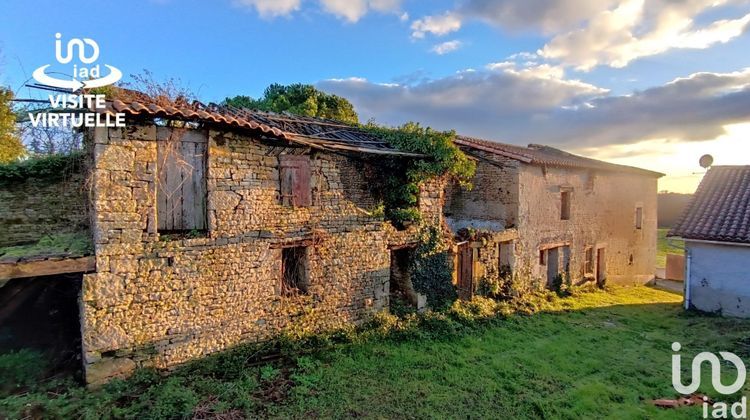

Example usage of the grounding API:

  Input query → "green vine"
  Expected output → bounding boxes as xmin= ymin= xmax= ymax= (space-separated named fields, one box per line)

xmin=363 ymin=122 xmax=475 ymax=226
xmin=409 ymin=225 xmax=457 ymax=309
xmin=0 ymin=152 xmax=84 ymax=186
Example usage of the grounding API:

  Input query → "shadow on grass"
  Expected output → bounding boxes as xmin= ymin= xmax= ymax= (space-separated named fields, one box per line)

xmin=1 ymin=286 xmax=748 ymax=419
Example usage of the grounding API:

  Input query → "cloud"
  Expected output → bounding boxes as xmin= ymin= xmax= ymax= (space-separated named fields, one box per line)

xmin=540 ymin=0 xmax=750 ymax=70
xmin=233 ymin=0 xmax=301 ymax=17
xmin=411 ymin=12 xmax=462 ymax=38
xmin=319 ymin=0 xmax=404 ymax=22
xmin=431 ymin=40 xmax=463 ymax=55
xmin=412 ymin=0 xmax=750 ymax=69
xmin=234 ymin=0 xmax=403 ymax=21
xmin=318 ymin=66 xmax=750 ymax=149
xmin=459 ymin=0 xmax=617 ymax=33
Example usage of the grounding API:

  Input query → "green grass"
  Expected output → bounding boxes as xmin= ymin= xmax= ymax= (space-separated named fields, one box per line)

xmin=657 ymin=228 xmax=684 ymax=268
xmin=0 ymin=231 xmax=93 ymax=259
xmin=2 ymin=287 xmax=748 ymax=419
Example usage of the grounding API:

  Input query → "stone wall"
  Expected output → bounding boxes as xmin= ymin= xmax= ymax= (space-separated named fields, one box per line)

xmin=444 ymin=155 xmax=658 ymax=294
xmin=443 ymin=151 xmax=520 ymax=232
xmin=0 ymin=173 xmax=88 ymax=247
xmin=81 ymin=124 xmax=398 ymax=384
xmin=517 ymin=165 xmax=657 ymax=286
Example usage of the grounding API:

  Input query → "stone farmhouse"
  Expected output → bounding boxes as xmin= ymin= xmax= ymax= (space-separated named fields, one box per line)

xmin=0 ymin=92 xmax=662 ymax=385
xmin=444 ymin=136 xmax=663 ymax=297
xmin=80 ymin=96 xmax=452 ymax=384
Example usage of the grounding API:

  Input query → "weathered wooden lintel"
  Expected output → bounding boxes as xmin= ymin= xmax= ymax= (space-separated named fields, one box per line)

xmin=0 ymin=256 xmax=96 ymax=284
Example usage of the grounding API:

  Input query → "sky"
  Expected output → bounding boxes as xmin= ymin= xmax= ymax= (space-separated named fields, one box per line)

xmin=2 ymin=0 xmax=750 ymax=193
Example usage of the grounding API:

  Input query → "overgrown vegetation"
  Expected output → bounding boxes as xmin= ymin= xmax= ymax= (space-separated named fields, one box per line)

xmin=0 ymin=350 xmax=48 ymax=395
xmin=0 ymin=232 xmax=93 ymax=259
xmin=0 ymin=151 xmax=84 ymax=185
xmin=0 ymin=87 xmax=25 ymax=163
xmin=224 ymin=83 xmax=359 ymax=124
xmin=2 ymin=287 xmax=746 ymax=419
xmin=224 ymin=84 xmax=476 ymax=226
xmin=364 ymin=122 xmax=476 ymax=226
xmin=409 ymin=226 xmax=458 ymax=309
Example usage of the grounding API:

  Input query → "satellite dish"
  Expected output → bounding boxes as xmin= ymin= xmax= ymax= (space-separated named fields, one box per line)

xmin=699 ymin=154 xmax=714 ymax=169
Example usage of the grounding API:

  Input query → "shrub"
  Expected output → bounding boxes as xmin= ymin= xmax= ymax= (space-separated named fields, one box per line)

xmin=143 ymin=377 xmax=199 ymax=419
xmin=0 ymin=152 xmax=84 ymax=186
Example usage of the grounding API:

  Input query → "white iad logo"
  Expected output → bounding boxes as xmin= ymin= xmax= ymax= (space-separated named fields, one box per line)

xmin=672 ymin=342 xmax=748 ymax=418
xmin=32 ymin=33 xmax=122 ymax=91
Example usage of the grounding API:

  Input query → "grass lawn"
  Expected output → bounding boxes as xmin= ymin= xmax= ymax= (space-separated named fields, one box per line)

xmin=2 ymin=286 xmax=748 ymax=419
xmin=657 ymin=228 xmax=684 ymax=268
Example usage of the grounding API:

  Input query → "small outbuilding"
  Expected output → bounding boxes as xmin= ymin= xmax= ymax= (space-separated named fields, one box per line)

xmin=669 ymin=165 xmax=750 ymax=317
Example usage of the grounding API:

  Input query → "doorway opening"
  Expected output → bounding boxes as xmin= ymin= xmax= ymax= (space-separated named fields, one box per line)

xmin=596 ymin=247 xmax=607 ymax=287
xmin=455 ymin=242 xmax=474 ymax=300
xmin=0 ymin=273 xmax=84 ymax=382
xmin=390 ymin=247 xmax=418 ymax=311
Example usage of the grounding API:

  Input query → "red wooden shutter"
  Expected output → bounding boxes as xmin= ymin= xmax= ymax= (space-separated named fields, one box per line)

xmin=279 ymin=155 xmax=311 ymax=207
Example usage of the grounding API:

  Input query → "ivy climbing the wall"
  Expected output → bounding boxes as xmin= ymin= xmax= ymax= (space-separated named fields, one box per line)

xmin=409 ymin=225 xmax=458 ymax=310
xmin=363 ymin=122 xmax=475 ymax=227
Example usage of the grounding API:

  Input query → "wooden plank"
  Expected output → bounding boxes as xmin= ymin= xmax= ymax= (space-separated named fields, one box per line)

xmin=166 ymin=147 xmax=183 ymax=230
xmin=194 ymin=141 xmax=207 ymax=230
xmin=181 ymin=140 xmax=196 ymax=229
xmin=279 ymin=160 xmax=294 ymax=206
xmin=180 ymin=130 xmax=208 ymax=144
xmin=280 ymin=155 xmax=311 ymax=207
xmin=155 ymin=131 xmax=209 ymax=232
xmin=0 ymin=257 xmax=96 ymax=282
xmin=296 ymin=157 xmax=311 ymax=206
xmin=157 ymin=140 xmax=167 ymax=232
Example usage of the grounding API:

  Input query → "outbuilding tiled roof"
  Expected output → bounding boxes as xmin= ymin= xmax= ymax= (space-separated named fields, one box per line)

xmin=455 ymin=136 xmax=664 ymax=177
xmin=99 ymin=90 xmax=423 ymax=157
xmin=668 ymin=166 xmax=750 ymax=244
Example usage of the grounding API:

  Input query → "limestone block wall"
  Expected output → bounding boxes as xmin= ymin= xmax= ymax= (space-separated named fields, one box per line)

xmin=443 ymin=152 xmax=520 ymax=232
xmin=517 ymin=165 xmax=657 ymax=286
xmin=0 ymin=172 xmax=88 ymax=247
xmin=444 ymin=154 xmax=657 ymax=293
xmin=81 ymin=124 xmax=393 ymax=384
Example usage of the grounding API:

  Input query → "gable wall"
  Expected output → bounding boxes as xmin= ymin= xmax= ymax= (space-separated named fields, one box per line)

xmin=517 ymin=164 xmax=657 ymax=286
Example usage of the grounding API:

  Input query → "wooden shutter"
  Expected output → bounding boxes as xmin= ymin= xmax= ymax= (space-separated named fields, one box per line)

xmin=279 ymin=155 xmax=312 ymax=207
xmin=561 ymin=191 xmax=571 ymax=220
xmin=157 ymin=131 xmax=207 ymax=231
xmin=635 ymin=207 xmax=643 ymax=229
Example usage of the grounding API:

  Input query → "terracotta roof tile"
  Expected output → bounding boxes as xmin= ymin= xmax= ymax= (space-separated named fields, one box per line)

xmin=99 ymin=93 xmax=423 ymax=157
xmin=669 ymin=166 xmax=750 ymax=243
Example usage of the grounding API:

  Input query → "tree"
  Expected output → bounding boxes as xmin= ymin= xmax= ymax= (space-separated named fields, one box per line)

xmin=224 ymin=83 xmax=359 ymax=124
xmin=0 ymin=88 xmax=25 ymax=163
